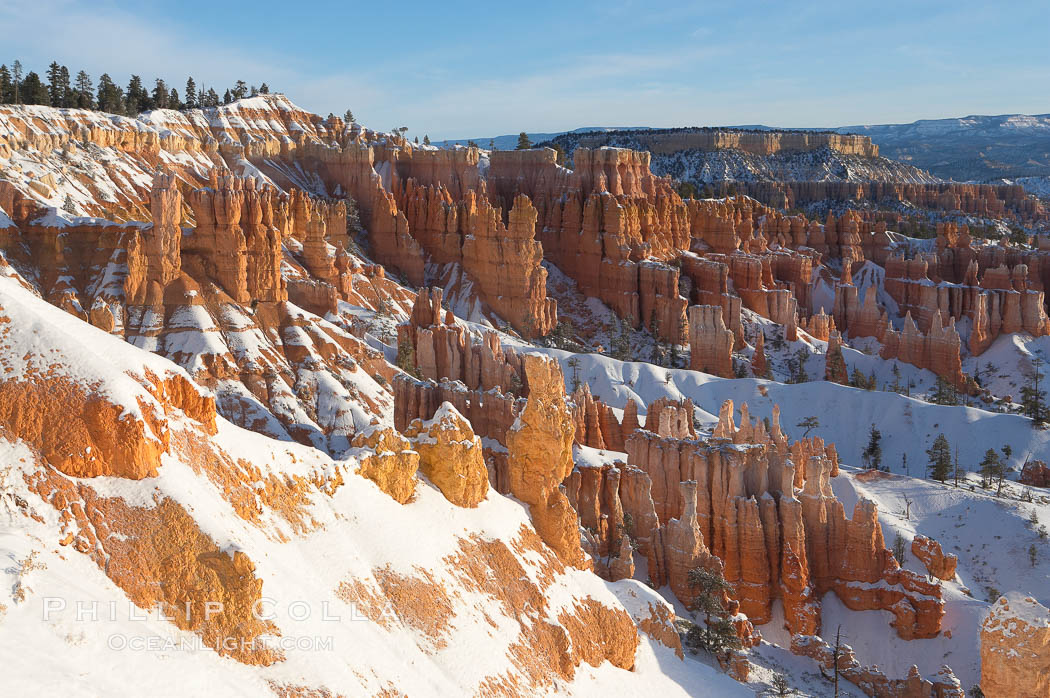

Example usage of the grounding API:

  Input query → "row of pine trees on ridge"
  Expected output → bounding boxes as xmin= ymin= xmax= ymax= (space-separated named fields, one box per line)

xmin=0 ymin=60 xmax=272 ymax=115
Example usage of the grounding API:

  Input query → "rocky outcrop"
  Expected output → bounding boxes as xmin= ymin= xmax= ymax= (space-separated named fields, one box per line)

xmin=911 ymin=535 xmax=958 ymax=581
xmin=564 ymin=128 xmax=879 ymax=158
xmin=404 ymin=402 xmax=489 ymax=507
xmin=460 ymin=192 xmax=556 ymax=337
xmin=351 ymin=426 xmax=419 ymax=504
xmin=688 ymin=305 xmax=735 ymax=378
xmin=621 ymin=400 xmax=944 ymax=639
xmin=183 ymin=173 xmax=286 ymax=304
xmin=881 ymin=311 xmax=969 ymax=391
xmin=506 ymin=355 xmax=588 ymax=568
xmin=790 ymin=635 xmax=964 ymax=698
xmin=981 ymin=594 xmax=1050 ymax=698
xmin=398 ymin=287 xmax=526 ymax=394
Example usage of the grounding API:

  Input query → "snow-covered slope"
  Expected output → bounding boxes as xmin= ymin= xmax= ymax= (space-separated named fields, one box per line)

xmin=0 ymin=272 xmax=744 ymax=696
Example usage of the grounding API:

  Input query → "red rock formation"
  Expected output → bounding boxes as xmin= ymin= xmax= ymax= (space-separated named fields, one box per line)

xmin=1020 ymin=460 xmax=1050 ymax=488
xmin=460 ymin=192 xmax=556 ymax=337
xmin=688 ymin=305 xmax=735 ymax=378
xmin=506 ymin=355 xmax=588 ymax=568
xmin=881 ymin=311 xmax=970 ymax=391
xmin=751 ymin=332 xmax=767 ymax=377
xmin=622 ymin=400 xmax=943 ymax=639
xmin=981 ymin=594 xmax=1050 ymax=698
xmin=790 ymin=635 xmax=965 ymax=698
xmin=404 ymin=401 xmax=489 ymax=507
xmin=398 ymin=287 xmax=525 ymax=394
xmin=801 ymin=310 xmax=835 ymax=341
xmin=183 ymin=173 xmax=286 ymax=304
xmin=351 ymin=426 xmax=419 ymax=504
xmin=911 ymin=535 xmax=958 ymax=581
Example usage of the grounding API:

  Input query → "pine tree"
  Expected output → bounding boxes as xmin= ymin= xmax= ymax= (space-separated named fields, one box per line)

xmin=685 ymin=566 xmax=741 ymax=657
xmin=184 ymin=77 xmax=197 ymax=109
xmin=979 ymin=448 xmax=1002 ymax=488
xmin=553 ymin=143 xmax=567 ymax=166
xmin=567 ymin=356 xmax=581 ymax=393
xmin=862 ymin=424 xmax=882 ymax=471
xmin=343 ymin=109 xmax=354 ymax=123
xmin=205 ymin=88 xmax=219 ymax=107
xmin=927 ymin=433 xmax=952 ymax=482
xmin=46 ymin=62 xmax=65 ymax=106
xmin=222 ymin=89 xmax=232 ymax=105
xmin=0 ymin=65 xmax=11 ymax=104
xmin=126 ymin=75 xmax=150 ymax=112
xmin=231 ymin=80 xmax=248 ymax=99
xmin=396 ymin=336 xmax=418 ymax=378
xmin=73 ymin=70 xmax=93 ymax=109
xmin=21 ymin=72 xmax=49 ymax=105
xmin=12 ymin=60 xmax=23 ymax=104
xmin=96 ymin=74 xmax=123 ymax=114
xmin=423 ymin=134 xmax=430 ymax=145
xmin=151 ymin=78 xmax=169 ymax=109
xmin=259 ymin=83 xmax=270 ymax=94
xmin=515 ymin=132 xmax=531 ymax=150
xmin=769 ymin=673 xmax=795 ymax=696
xmin=930 ymin=376 xmax=960 ymax=405
xmin=58 ymin=65 xmax=71 ymax=106
xmin=1021 ymin=358 xmax=1047 ymax=427
xmin=796 ymin=416 xmax=820 ymax=438
xmin=250 ymin=84 xmax=258 ymax=97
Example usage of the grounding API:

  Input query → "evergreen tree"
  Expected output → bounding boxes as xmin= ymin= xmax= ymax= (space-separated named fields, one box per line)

xmin=126 ymin=75 xmax=150 ymax=112
xmin=222 ymin=89 xmax=232 ymax=105
xmin=205 ymin=88 xmax=220 ymax=107
xmin=12 ymin=60 xmax=23 ymax=104
xmin=1021 ymin=358 xmax=1047 ymax=427
xmin=0 ymin=65 xmax=11 ymax=104
xmin=423 ymin=134 xmax=430 ymax=145
xmin=184 ymin=77 xmax=197 ymax=109
xmin=168 ymin=88 xmax=179 ymax=109
xmin=611 ymin=315 xmax=634 ymax=361
xmin=927 ymin=433 xmax=952 ymax=482
xmin=259 ymin=83 xmax=270 ymax=94
xmin=250 ymin=84 xmax=258 ymax=97
xmin=151 ymin=78 xmax=169 ymax=109
xmin=46 ymin=62 xmax=66 ymax=106
xmin=930 ymin=376 xmax=960 ymax=405
xmin=343 ymin=109 xmax=354 ymax=123
xmin=796 ymin=416 xmax=820 ymax=438
xmin=58 ymin=65 xmax=71 ymax=106
xmin=567 ymin=356 xmax=582 ymax=393
xmin=515 ymin=131 xmax=531 ymax=150
xmin=73 ymin=71 xmax=93 ymax=109
xmin=21 ymin=72 xmax=49 ymax=105
xmin=979 ymin=448 xmax=1002 ymax=488
xmin=862 ymin=424 xmax=882 ymax=471
xmin=396 ymin=336 xmax=419 ymax=378
xmin=96 ymin=74 xmax=123 ymax=114
xmin=685 ymin=566 xmax=741 ymax=657
xmin=553 ymin=143 xmax=567 ymax=166
xmin=768 ymin=674 xmax=795 ymax=696
xmin=231 ymin=80 xmax=248 ymax=99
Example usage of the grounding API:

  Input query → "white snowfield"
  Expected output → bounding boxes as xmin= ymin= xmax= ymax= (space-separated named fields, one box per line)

xmin=0 ymin=274 xmax=748 ymax=696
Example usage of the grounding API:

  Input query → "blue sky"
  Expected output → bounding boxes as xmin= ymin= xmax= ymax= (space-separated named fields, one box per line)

xmin=3 ymin=0 xmax=1048 ymax=139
